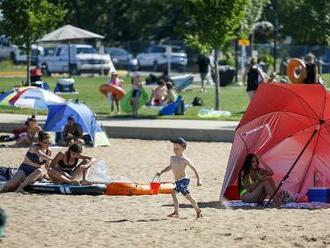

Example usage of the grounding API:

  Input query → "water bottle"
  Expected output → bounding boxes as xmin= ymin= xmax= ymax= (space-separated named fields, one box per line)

xmin=88 ymin=160 xmax=112 ymax=183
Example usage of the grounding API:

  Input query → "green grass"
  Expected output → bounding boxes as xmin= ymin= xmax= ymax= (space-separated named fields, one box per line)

xmin=0 ymin=60 xmax=25 ymax=72
xmin=0 ymin=76 xmax=248 ymax=121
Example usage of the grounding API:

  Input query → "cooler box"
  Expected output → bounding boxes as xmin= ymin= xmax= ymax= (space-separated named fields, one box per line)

xmin=307 ymin=187 xmax=330 ymax=203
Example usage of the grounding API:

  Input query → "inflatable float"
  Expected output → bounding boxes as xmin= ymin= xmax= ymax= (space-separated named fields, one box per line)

xmin=120 ymin=88 xmax=149 ymax=113
xmin=99 ymin=84 xmax=126 ymax=100
xmin=287 ymin=58 xmax=307 ymax=83
xmin=0 ymin=181 xmax=106 ymax=195
xmin=105 ymin=182 xmax=174 ymax=196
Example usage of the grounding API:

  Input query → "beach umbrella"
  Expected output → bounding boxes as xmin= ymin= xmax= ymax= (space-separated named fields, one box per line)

xmin=0 ymin=87 xmax=33 ymax=107
xmin=9 ymin=87 xmax=65 ymax=110
xmin=220 ymin=83 xmax=330 ymax=202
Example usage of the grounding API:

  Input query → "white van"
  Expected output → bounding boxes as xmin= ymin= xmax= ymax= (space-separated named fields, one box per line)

xmin=38 ymin=44 xmax=115 ymax=75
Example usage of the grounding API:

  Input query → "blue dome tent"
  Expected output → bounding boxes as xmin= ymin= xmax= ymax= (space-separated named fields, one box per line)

xmin=44 ymin=102 xmax=109 ymax=147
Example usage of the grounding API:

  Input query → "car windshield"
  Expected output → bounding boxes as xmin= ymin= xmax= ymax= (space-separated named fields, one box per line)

xmin=76 ymin=47 xmax=96 ymax=54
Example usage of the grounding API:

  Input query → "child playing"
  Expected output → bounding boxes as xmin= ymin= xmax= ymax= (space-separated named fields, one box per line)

xmin=156 ymin=137 xmax=202 ymax=218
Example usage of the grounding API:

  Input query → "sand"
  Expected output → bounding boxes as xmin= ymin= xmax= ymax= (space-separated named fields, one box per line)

xmin=1 ymin=139 xmax=330 ymax=248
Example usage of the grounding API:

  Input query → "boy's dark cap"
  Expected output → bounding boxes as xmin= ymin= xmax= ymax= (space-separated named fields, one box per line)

xmin=170 ymin=137 xmax=187 ymax=147
xmin=67 ymin=116 xmax=74 ymax=121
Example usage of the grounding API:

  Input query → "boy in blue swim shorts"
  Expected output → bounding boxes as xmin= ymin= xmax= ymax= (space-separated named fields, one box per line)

xmin=156 ymin=137 xmax=202 ymax=218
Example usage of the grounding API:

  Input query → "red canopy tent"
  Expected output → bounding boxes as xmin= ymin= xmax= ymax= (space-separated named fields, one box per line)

xmin=220 ymin=83 xmax=330 ymax=202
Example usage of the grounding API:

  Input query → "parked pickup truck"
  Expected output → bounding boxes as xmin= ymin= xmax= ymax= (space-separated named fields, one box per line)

xmin=38 ymin=44 xmax=115 ymax=76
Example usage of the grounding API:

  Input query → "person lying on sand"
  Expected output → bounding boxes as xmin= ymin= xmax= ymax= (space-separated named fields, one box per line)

xmin=0 ymin=131 xmax=52 ymax=193
xmin=156 ymin=137 xmax=202 ymax=218
xmin=47 ymin=143 xmax=96 ymax=185
xmin=238 ymin=153 xmax=282 ymax=207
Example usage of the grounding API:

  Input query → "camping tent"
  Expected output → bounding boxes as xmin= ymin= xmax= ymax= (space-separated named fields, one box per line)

xmin=220 ymin=83 xmax=330 ymax=202
xmin=44 ymin=102 xmax=109 ymax=147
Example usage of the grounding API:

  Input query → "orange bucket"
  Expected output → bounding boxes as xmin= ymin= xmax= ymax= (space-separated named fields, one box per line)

xmin=150 ymin=176 xmax=161 ymax=195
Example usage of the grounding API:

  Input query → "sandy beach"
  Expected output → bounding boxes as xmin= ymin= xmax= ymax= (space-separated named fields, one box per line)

xmin=1 ymin=139 xmax=330 ymax=248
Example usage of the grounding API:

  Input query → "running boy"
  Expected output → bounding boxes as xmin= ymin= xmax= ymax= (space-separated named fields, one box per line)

xmin=156 ymin=137 xmax=202 ymax=218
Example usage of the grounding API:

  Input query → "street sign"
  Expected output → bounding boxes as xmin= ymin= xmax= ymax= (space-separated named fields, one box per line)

xmin=239 ymin=39 xmax=250 ymax=46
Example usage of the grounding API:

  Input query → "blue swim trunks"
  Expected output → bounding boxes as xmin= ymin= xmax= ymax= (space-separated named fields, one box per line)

xmin=175 ymin=177 xmax=190 ymax=196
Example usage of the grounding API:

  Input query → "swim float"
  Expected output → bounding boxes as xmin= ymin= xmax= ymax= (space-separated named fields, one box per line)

xmin=287 ymin=58 xmax=307 ymax=84
xmin=99 ymin=84 xmax=126 ymax=101
xmin=120 ymin=88 xmax=149 ymax=113
xmin=105 ymin=182 xmax=174 ymax=196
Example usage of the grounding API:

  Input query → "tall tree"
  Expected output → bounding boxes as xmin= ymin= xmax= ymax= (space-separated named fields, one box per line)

xmin=0 ymin=0 xmax=66 ymax=84
xmin=264 ymin=0 xmax=330 ymax=45
xmin=182 ymin=0 xmax=249 ymax=110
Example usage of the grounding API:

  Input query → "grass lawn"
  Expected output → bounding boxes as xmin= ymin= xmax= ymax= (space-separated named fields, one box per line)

xmin=0 ymin=76 xmax=249 ymax=121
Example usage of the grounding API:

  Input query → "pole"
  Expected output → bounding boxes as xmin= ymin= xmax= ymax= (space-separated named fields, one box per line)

xmin=214 ymin=49 xmax=220 ymax=110
xmin=265 ymin=127 xmax=319 ymax=207
xmin=167 ymin=46 xmax=171 ymax=76
xmin=273 ymin=0 xmax=278 ymax=72
xmin=235 ymin=39 xmax=239 ymax=83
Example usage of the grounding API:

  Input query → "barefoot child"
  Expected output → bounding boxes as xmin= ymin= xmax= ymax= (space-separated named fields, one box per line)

xmin=156 ymin=137 xmax=202 ymax=218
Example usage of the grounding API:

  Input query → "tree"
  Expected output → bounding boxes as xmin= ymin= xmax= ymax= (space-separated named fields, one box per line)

xmin=264 ymin=0 xmax=330 ymax=46
xmin=182 ymin=0 xmax=249 ymax=110
xmin=0 ymin=0 xmax=66 ymax=84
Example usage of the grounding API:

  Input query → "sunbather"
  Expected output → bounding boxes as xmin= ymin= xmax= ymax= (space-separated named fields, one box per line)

xmin=47 ymin=143 xmax=96 ymax=185
xmin=238 ymin=153 xmax=282 ymax=207
xmin=0 ymin=131 xmax=52 ymax=193
xmin=148 ymin=79 xmax=168 ymax=106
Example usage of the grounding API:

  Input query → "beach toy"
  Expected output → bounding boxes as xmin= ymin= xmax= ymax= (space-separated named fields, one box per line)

xmin=105 ymin=182 xmax=174 ymax=196
xmin=99 ymin=84 xmax=126 ymax=101
xmin=198 ymin=108 xmax=231 ymax=118
xmin=287 ymin=58 xmax=307 ymax=84
xmin=150 ymin=176 xmax=161 ymax=195
xmin=120 ymin=88 xmax=148 ymax=113
xmin=159 ymin=95 xmax=183 ymax=115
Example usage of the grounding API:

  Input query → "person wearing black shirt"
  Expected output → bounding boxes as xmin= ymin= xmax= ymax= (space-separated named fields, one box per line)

xmin=304 ymin=53 xmax=318 ymax=84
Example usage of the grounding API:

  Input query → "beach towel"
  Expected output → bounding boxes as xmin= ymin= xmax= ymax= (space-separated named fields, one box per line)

xmin=223 ymin=200 xmax=330 ymax=209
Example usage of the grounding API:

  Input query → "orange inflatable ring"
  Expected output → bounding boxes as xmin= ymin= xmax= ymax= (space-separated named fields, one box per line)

xmin=287 ymin=58 xmax=307 ymax=84
xmin=105 ymin=182 xmax=174 ymax=196
xmin=99 ymin=84 xmax=126 ymax=101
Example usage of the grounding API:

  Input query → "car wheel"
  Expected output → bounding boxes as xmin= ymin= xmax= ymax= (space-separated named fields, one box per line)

xmin=153 ymin=61 xmax=158 ymax=72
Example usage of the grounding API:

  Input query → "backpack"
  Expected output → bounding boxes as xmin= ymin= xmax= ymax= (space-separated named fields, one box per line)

xmin=192 ymin=97 xmax=203 ymax=106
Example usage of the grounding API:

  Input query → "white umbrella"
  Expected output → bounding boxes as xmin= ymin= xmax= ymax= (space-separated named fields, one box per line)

xmin=38 ymin=24 xmax=104 ymax=42
xmin=10 ymin=87 xmax=65 ymax=110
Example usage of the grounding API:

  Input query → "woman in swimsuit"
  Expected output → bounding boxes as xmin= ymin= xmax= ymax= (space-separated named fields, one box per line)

xmin=238 ymin=153 xmax=282 ymax=207
xmin=1 ymin=131 xmax=52 ymax=193
xmin=15 ymin=117 xmax=42 ymax=147
xmin=47 ymin=143 xmax=96 ymax=185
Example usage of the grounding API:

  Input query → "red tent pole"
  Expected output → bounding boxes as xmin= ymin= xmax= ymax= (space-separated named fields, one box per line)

xmin=265 ymin=128 xmax=319 ymax=207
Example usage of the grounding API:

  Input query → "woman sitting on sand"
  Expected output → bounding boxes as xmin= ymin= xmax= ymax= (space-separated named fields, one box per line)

xmin=47 ymin=143 xmax=96 ymax=185
xmin=0 ymin=131 xmax=52 ymax=193
xmin=238 ymin=153 xmax=282 ymax=207
xmin=15 ymin=116 xmax=42 ymax=147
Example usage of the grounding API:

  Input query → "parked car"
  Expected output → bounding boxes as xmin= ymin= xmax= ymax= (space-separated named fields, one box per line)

xmin=38 ymin=44 xmax=115 ymax=76
xmin=136 ymin=45 xmax=187 ymax=72
xmin=0 ymin=35 xmax=42 ymax=65
xmin=0 ymin=35 xmax=15 ymax=60
xmin=105 ymin=47 xmax=137 ymax=70
xmin=12 ymin=44 xmax=44 ymax=65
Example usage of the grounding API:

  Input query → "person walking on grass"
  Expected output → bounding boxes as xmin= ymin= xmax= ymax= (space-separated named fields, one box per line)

xmin=156 ymin=137 xmax=202 ymax=218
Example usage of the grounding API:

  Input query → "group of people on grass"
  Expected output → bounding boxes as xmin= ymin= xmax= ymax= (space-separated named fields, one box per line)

xmin=246 ymin=53 xmax=320 ymax=101
xmin=106 ymin=71 xmax=178 ymax=116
